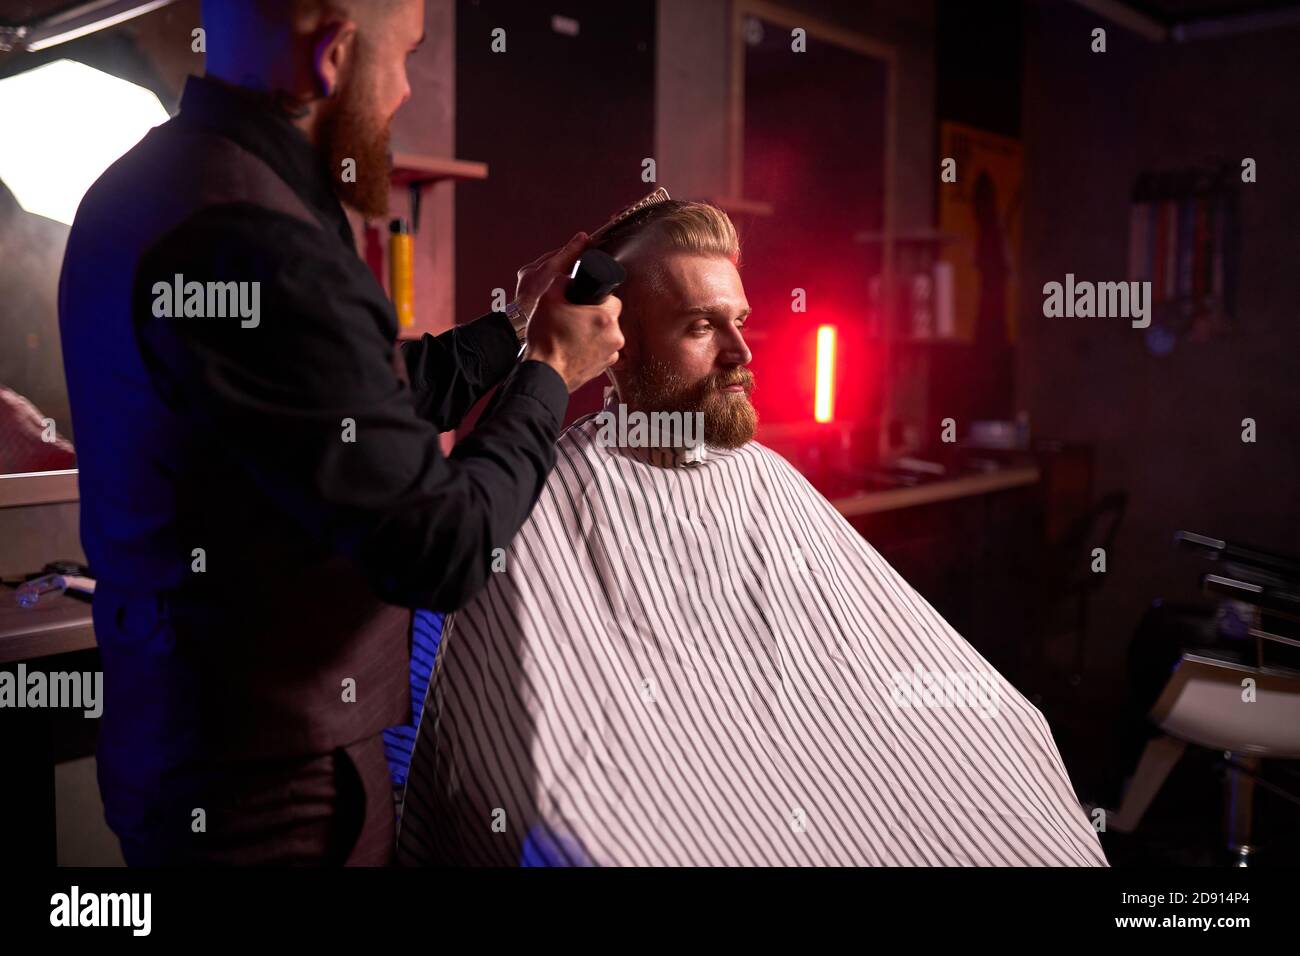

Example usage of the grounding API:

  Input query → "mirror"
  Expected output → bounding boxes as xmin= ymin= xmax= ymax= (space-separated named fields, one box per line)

xmin=736 ymin=10 xmax=892 ymax=431
xmin=0 ymin=0 xmax=186 ymax=495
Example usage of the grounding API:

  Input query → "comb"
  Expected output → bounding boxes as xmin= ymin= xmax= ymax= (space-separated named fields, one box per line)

xmin=588 ymin=187 xmax=672 ymax=243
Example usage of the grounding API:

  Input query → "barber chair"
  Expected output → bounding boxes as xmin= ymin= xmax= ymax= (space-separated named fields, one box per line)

xmin=1109 ymin=532 xmax=1300 ymax=865
xmin=1036 ymin=490 xmax=1127 ymax=688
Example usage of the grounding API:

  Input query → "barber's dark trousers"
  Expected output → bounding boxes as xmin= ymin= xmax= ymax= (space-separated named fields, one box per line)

xmin=102 ymin=731 xmax=395 ymax=866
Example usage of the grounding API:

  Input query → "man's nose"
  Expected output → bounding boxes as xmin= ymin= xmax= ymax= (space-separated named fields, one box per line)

xmin=720 ymin=324 xmax=752 ymax=367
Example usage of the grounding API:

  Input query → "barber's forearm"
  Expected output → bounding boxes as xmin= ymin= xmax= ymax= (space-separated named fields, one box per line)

xmin=400 ymin=311 xmax=521 ymax=431
xmin=366 ymin=359 xmax=569 ymax=611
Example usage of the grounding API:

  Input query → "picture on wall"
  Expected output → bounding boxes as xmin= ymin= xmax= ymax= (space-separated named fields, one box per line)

xmin=938 ymin=121 xmax=1023 ymax=345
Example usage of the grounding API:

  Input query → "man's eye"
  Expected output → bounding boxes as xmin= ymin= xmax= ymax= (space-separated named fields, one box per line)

xmin=690 ymin=323 xmax=711 ymax=335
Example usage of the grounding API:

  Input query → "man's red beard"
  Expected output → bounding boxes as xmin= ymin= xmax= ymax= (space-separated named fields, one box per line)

xmin=319 ymin=55 xmax=391 ymax=220
xmin=623 ymin=359 xmax=758 ymax=449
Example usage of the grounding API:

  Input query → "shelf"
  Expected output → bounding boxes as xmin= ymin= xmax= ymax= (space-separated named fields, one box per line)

xmin=389 ymin=152 xmax=488 ymax=186
xmin=0 ymin=469 xmax=79 ymax=508
xmin=831 ymin=466 xmax=1040 ymax=518
xmin=0 ymin=589 xmax=96 ymax=665
xmin=387 ymin=153 xmax=488 ymax=232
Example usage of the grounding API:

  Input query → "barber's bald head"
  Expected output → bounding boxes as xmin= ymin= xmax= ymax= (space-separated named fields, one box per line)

xmin=201 ymin=0 xmax=425 ymax=218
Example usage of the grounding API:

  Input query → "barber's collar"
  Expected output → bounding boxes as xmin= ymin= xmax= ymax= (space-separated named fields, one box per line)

xmin=601 ymin=387 xmax=710 ymax=468
xmin=175 ymin=75 xmax=354 ymax=249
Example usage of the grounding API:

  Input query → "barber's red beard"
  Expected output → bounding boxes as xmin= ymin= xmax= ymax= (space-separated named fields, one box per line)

xmin=320 ymin=61 xmax=391 ymax=220
xmin=624 ymin=360 xmax=758 ymax=449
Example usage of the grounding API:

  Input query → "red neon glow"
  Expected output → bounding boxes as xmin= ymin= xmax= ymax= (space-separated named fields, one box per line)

xmin=814 ymin=325 xmax=836 ymax=423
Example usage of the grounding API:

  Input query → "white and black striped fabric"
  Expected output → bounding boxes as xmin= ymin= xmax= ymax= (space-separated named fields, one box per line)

xmin=397 ymin=413 xmax=1108 ymax=867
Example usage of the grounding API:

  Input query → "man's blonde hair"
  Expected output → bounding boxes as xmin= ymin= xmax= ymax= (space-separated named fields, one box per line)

xmin=594 ymin=199 xmax=740 ymax=266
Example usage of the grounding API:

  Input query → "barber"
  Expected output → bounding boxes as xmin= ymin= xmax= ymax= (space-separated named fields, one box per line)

xmin=58 ymin=0 xmax=621 ymax=865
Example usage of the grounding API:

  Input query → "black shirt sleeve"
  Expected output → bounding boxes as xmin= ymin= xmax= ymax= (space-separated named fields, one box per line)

xmin=399 ymin=311 xmax=519 ymax=433
xmin=133 ymin=205 xmax=568 ymax=612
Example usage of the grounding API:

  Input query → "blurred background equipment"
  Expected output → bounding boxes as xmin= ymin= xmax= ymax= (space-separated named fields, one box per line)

xmin=1109 ymin=532 xmax=1300 ymax=867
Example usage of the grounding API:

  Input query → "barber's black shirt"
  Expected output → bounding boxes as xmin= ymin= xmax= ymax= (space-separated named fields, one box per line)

xmin=63 ymin=75 xmax=568 ymax=613
xmin=58 ymin=75 xmax=568 ymax=770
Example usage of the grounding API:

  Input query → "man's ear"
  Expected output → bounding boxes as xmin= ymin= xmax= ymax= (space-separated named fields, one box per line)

xmin=312 ymin=20 xmax=358 ymax=97
xmin=610 ymin=316 xmax=632 ymax=373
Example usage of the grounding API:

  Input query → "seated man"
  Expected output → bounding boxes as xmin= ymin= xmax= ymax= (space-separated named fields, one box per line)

xmin=397 ymin=201 xmax=1107 ymax=867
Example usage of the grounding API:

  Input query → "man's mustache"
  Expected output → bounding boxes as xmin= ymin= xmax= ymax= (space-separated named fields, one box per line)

xmin=705 ymin=368 xmax=755 ymax=393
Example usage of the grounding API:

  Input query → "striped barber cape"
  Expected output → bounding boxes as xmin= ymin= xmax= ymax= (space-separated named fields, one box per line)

xmin=397 ymin=410 xmax=1108 ymax=867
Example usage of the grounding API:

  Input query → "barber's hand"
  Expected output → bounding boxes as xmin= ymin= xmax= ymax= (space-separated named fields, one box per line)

xmin=513 ymin=232 xmax=582 ymax=324
xmin=521 ymin=233 xmax=624 ymax=394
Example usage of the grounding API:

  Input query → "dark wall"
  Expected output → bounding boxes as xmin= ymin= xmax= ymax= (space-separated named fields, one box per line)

xmin=1018 ymin=0 xmax=1300 ymax=688
xmin=925 ymin=0 xmax=1025 ymax=429
xmin=936 ymin=0 xmax=1022 ymax=139
xmin=454 ymin=0 xmax=655 ymax=424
